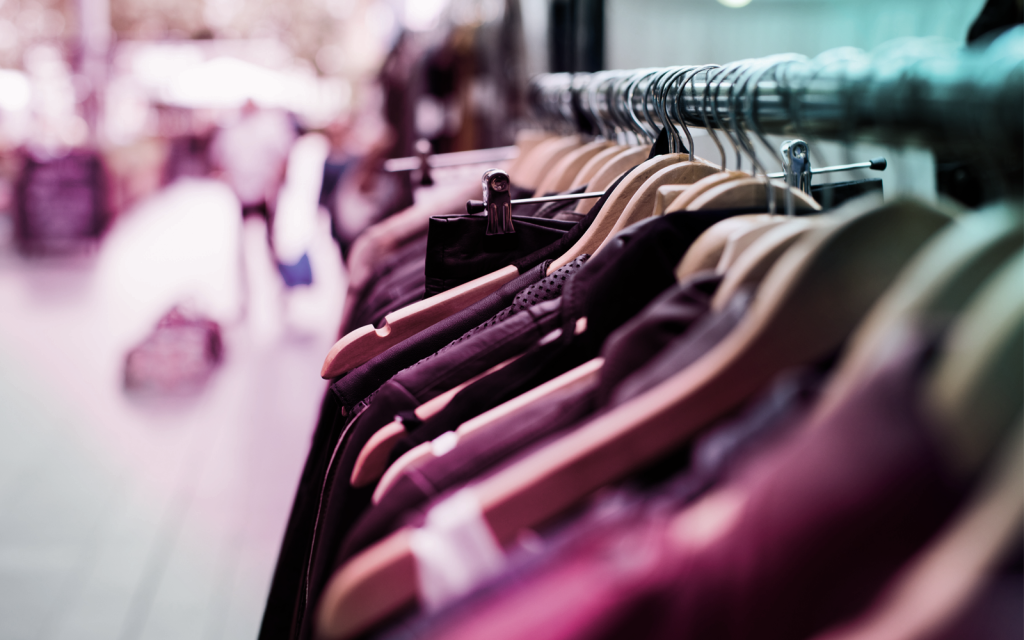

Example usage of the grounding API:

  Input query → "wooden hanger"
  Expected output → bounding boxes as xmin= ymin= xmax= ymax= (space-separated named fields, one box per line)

xmin=685 ymin=177 xmax=821 ymax=212
xmin=665 ymin=170 xmax=748 ymax=213
xmin=591 ymin=159 xmax=720 ymax=254
xmin=663 ymin=172 xmax=770 ymax=281
xmin=363 ymin=318 xmax=591 ymax=493
xmin=338 ymin=179 xmax=485 ymax=333
xmin=524 ymin=136 xmax=586 ymax=196
xmin=544 ymin=152 xmax=695 ymax=275
xmin=815 ymin=201 xmax=1020 ymax=423
xmin=654 ymin=185 xmax=689 ymax=217
xmin=320 ymin=142 xmax=651 ymax=378
xmin=572 ymin=145 xmax=651 ymax=214
xmin=315 ymin=199 xmax=953 ymax=639
xmin=371 ymin=356 xmax=604 ymax=504
xmin=675 ymin=214 xmax=767 ymax=280
xmin=510 ymin=135 xmax=578 ymax=190
xmin=664 ymin=179 xmax=824 ymax=283
xmin=534 ymin=139 xmax=616 ymax=196
xmin=569 ymin=144 xmax=632 ymax=190
xmin=715 ymin=215 xmax=793 ymax=273
xmin=709 ymin=217 xmax=820 ymax=309
xmin=922 ymin=248 xmax=1024 ymax=474
xmin=350 ymin=354 xmax=522 ymax=487
xmin=322 ymin=265 xmax=522 ymax=378
xmin=505 ymin=130 xmax=556 ymax=179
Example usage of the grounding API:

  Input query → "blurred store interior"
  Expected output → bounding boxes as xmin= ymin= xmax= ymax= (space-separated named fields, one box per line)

xmin=0 ymin=0 xmax=1018 ymax=639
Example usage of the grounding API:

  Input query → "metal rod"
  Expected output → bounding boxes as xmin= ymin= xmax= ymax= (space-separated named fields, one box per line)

xmin=384 ymin=145 xmax=519 ymax=173
xmin=766 ymin=156 xmax=887 ymax=179
xmin=466 ymin=191 xmax=604 ymax=214
xmin=467 ymin=155 xmax=886 ymax=213
xmin=530 ymin=44 xmax=1021 ymax=156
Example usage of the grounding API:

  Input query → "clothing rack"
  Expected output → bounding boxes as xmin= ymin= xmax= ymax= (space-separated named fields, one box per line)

xmin=528 ymin=34 xmax=1023 ymax=163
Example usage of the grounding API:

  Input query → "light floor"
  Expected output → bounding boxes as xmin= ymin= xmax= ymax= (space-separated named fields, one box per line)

xmin=0 ymin=178 xmax=344 ymax=640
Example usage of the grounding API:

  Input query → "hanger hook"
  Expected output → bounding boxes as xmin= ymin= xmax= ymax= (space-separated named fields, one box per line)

xmin=654 ymin=66 xmax=688 ymax=153
xmin=608 ymin=71 xmax=634 ymax=143
xmin=670 ymin=65 xmax=708 ymax=161
xmin=655 ymin=66 xmax=687 ymax=154
xmin=626 ymin=69 xmax=660 ymax=143
xmin=708 ymin=63 xmax=745 ymax=171
xmin=730 ymin=59 xmax=775 ymax=178
xmin=741 ymin=55 xmax=809 ymax=214
xmin=649 ymin=67 xmax=676 ymax=152
xmin=723 ymin=59 xmax=768 ymax=178
xmin=588 ymin=72 xmax=614 ymax=140
xmin=692 ymin=65 xmax=726 ymax=170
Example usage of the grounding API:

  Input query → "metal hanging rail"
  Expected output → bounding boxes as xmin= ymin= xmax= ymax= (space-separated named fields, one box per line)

xmin=527 ymin=32 xmax=1023 ymax=162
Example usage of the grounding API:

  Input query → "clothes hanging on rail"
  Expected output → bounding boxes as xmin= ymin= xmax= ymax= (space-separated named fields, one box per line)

xmin=263 ymin=37 xmax=1023 ymax=640
xmin=375 ymin=333 xmax=964 ymax=640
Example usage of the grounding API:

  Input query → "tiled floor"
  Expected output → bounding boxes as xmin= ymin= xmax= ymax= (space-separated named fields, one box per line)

xmin=0 ymin=178 xmax=344 ymax=640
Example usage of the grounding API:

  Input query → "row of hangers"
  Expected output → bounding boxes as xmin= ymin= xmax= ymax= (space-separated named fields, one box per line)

xmin=314 ymin=39 xmax=1023 ymax=639
xmin=321 ymin=34 xmax=1022 ymax=381
xmin=322 ymin=197 xmax=1023 ymax=639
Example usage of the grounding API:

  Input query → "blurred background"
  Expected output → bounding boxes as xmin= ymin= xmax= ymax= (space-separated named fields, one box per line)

xmin=0 ymin=0 xmax=998 ymax=638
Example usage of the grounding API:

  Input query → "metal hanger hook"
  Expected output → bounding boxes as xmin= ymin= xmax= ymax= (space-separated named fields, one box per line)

xmin=670 ymin=65 xmax=711 ymax=161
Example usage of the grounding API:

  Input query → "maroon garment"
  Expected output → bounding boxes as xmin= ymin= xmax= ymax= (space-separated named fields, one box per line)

xmin=389 ymin=334 xmax=966 ymax=640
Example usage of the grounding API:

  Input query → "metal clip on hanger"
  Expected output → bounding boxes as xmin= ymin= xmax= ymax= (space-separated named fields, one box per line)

xmin=481 ymin=169 xmax=514 ymax=235
xmin=414 ymin=139 xmax=433 ymax=186
xmin=781 ymin=139 xmax=812 ymax=194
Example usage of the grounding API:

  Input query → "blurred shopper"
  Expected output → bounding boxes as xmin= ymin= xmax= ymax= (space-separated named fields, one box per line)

xmin=209 ymin=100 xmax=297 ymax=225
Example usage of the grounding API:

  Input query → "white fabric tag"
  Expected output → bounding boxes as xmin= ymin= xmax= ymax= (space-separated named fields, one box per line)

xmin=408 ymin=488 xmax=506 ymax=612
xmin=431 ymin=431 xmax=460 ymax=457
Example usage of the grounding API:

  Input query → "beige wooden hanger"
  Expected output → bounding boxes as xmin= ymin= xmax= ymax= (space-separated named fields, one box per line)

xmin=569 ymin=144 xmax=633 ymax=190
xmin=715 ymin=215 xmax=793 ymax=273
xmin=358 ymin=317 xmax=591 ymax=490
xmin=657 ymin=179 xmax=823 ymax=280
xmin=668 ymin=172 xmax=799 ymax=282
xmin=544 ymin=152 xmax=693 ymax=275
xmin=675 ymin=213 xmax=767 ymax=279
xmin=525 ymin=136 xmax=586 ymax=196
xmin=922 ymin=248 xmax=1024 ymax=474
xmin=320 ymin=141 xmax=654 ymax=378
xmin=654 ymin=185 xmax=688 ymax=217
xmin=665 ymin=170 xmax=748 ymax=212
xmin=709 ymin=217 xmax=820 ymax=311
xmin=338 ymin=179 xmax=486 ymax=334
xmin=534 ymin=139 xmax=615 ymax=196
xmin=511 ymin=135 xmax=578 ymax=190
xmin=315 ymin=198 xmax=953 ymax=639
xmin=685 ymin=177 xmax=821 ymax=212
xmin=572 ymin=145 xmax=651 ymax=214
xmin=505 ymin=129 xmax=556 ymax=179
xmin=589 ymin=159 xmax=720 ymax=255
xmin=815 ymin=201 xmax=1020 ymax=423
xmin=322 ymin=265 xmax=522 ymax=378
xmin=349 ymin=354 xmax=523 ymax=487
xmin=372 ymin=356 xmax=605 ymax=503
